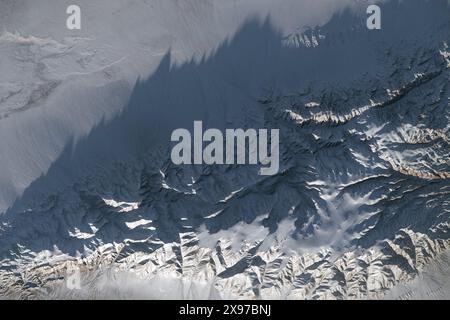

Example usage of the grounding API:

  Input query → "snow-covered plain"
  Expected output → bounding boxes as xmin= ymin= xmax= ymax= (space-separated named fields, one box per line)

xmin=0 ymin=0 xmax=450 ymax=299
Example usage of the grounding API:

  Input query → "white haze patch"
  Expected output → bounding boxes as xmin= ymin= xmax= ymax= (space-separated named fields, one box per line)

xmin=197 ymin=185 xmax=371 ymax=257
xmin=261 ymin=181 xmax=372 ymax=256
xmin=385 ymin=249 xmax=450 ymax=300
xmin=41 ymin=268 xmax=223 ymax=300
xmin=198 ymin=216 xmax=270 ymax=252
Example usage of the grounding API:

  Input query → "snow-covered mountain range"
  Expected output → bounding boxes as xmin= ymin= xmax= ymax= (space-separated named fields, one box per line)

xmin=0 ymin=0 xmax=449 ymax=299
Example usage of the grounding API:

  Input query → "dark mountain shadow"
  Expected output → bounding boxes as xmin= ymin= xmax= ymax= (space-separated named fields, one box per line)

xmin=0 ymin=0 xmax=449 ymax=258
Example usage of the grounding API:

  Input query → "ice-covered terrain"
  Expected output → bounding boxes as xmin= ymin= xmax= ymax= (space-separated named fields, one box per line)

xmin=0 ymin=0 xmax=449 ymax=299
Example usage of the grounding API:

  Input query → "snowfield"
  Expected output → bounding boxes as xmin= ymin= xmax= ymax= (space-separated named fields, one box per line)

xmin=0 ymin=0 xmax=450 ymax=300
